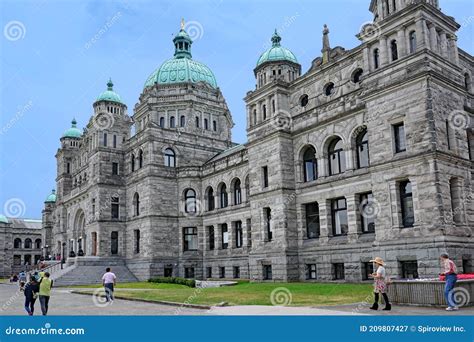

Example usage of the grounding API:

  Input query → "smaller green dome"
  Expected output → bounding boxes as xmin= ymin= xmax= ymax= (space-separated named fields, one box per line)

xmin=0 ymin=215 xmax=8 ymax=224
xmin=96 ymin=79 xmax=124 ymax=104
xmin=256 ymin=30 xmax=298 ymax=67
xmin=63 ymin=118 xmax=82 ymax=138
xmin=45 ymin=189 xmax=57 ymax=203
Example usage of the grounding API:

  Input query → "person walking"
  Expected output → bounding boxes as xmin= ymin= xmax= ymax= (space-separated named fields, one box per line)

xmin=24 ymin=278 xmax=39 ymax=316
xmin=102 ymin=267 xmax=116 ymax=302
xmin=38 ymin=272 xmax=53 ymax=315
xmin=440 ymin=253 xmax=458 ymax=311
xmin=369 ymin=257 xmax=391 ymax=311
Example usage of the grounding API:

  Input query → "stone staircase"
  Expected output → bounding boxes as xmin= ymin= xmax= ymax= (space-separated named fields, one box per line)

xmin=52 ymin=256 xmax=138 ymax=286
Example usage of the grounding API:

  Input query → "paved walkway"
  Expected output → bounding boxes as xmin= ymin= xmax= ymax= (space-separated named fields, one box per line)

xmin=1 ymin=283 xmax=472 ymax=316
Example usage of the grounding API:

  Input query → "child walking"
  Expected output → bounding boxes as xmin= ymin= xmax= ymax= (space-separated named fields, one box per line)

xmin=369 ymin=257 xmax=391 ymax=311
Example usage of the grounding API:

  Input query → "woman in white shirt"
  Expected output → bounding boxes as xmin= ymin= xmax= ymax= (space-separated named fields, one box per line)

xmin=369 ymin=257 xmax=391 ymax=311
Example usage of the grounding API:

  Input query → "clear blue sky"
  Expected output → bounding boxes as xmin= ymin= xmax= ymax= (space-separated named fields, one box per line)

xmin=0 ymin=0 xmax=472 ymax=219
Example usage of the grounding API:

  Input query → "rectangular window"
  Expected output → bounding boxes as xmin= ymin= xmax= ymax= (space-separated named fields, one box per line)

xmin=206 ymin=267 xmax=212 ymax=278
xmin=164 ymin=267 xmax=173 ymax=277
xmin=246 ymin=218 xmax=252 ymax=248
xmin=111 ymin=197 xmax=119 ymax=219
xmin=263 ymin=265 xmax=272 ymax=280
xmin=185 ymin=267 xmax=195 ymax=279
xmin=183 ymin=227 xmax=198 ymax=251
xmin=394 ymin=122 xmax=406 ymax=153
xmin=360 ymin=193 xmax=375 ymax=233
xmin=264 ymin=208 xmax=272 ymax=241
xmin=305 ymin=202 xmax=320 ymax=238
xmin=401 ymin=261 xmax=418 ymax=279
xmin=13 ymin=255 xmax=21 ymax=265
xmin=134 ymin=229 xmax=140 ymax=254
xmin=91 ymin=198 xmax=96 ymax=217
xmin=235 ymin=221 xmax=243 ymax=248
xmin=400 ymin=180 xmax=414 ymax=228
xmin=333 ymin=263 xmax=345 ymax=280
xmin=361 ymin=262 xmax=374 ymax=280
xmin=219 ymin=266 xmax=225 ymax=278
xmin=462 ymin=258 xmax=473 ymax=273
xmin=331 ymin=198 xmax=348 ymax=236
xmin=208 ymin=226 xmax=215 ymax=250
xmin=213 ymin=120 xmax=217 ymax=131
xmin=233 ymin=266 xmax=240 ymax=279
xmin=112 ymin=162 xmax=119 ymax=175
xmin=103 ymin=133 xmax=108 ymax=147
xmin=306 ymin=264 xmax=317 ymax=280
xmin=262 ymin=166 xmax=269 ymax=188
xmin=66 ymin=162 xmax=70 ymax=174
xmin=446 ymin=120 xmax=451 ymax=150
xmin=113 ymin=135 xmax=117 ymax=148
xmin=221 ymin=224 xmax=228 ymax=249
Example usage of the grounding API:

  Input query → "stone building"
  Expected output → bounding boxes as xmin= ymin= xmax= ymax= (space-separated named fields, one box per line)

xmin=42 ymin=0 xmax=473 ymax=282
xmin=0 ymin=214 xmax=44 ymax=277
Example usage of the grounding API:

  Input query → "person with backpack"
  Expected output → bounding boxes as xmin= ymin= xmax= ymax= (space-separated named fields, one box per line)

xmin=369 ymin=257 xmax=391 ymax=311
xmin=38 ymin=272 xmax=53 ymax=315
xmin=24 ymin=278 xmax=39 ymax=315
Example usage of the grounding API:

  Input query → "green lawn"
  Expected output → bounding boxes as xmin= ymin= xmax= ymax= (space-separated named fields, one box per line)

xmin=73 ymin=281 xmax=372 ymax=306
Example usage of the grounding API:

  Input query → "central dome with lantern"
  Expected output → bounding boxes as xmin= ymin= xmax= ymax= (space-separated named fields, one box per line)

xmin=144 ymin=20 xmax=218 ymax=89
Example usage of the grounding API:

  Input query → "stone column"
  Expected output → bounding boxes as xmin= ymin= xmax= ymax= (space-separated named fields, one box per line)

xmin=345 ymin=148 xmax=355 ymax=171
xmin=318 ymin=157 xmax=327 ymax=178
xmin=397 ymin=28 xmax=406 ymax=58
xmin=216 ymin=224 xmax=222 ymax=249
xmin=440 ymin=31 xmax=448 ymax=58
xmin=346 ymin=194 xmax=359 ymax=243
xmin=363 ymin=46 xmax=370 ymax=72
xmin=449 ymin=36 xmax=460 ymax=65
xmin=429 ymin=25 xmax=438 ymax=53
xmin=380 ymin=36 xmax=388 ymax=66
xmin=377 ymin=0 xmax=384 ymax=19
xmin=228 ymin=221 xmax=234 ymax=249
xmin=422 ymin=19 xmax=430 ymax=50
xmin=318 ymin=200 xmax=330 ymax=244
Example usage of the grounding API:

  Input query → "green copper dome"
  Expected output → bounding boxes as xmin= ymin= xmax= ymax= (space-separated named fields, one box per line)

xmin=45 ymin=189 xmax=57 ymax=203
xmin=0 ymin=215 xmax=8 ymax=224
xmin=63 ymin=118 xmax=82 ymax=138
xmin=256 ymin=30 xmax=298 ymax=67
xmin=96 ymin=79 xmax=124 ymax=104
xmin=144 ymin=22 xmax=217 ymax=89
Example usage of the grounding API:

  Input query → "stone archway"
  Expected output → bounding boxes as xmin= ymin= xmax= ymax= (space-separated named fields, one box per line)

xmin=73 ymin=209 xmax=86 ymax=256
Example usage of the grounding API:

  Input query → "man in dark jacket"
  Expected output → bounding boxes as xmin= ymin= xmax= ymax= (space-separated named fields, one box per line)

xmin=24 ymin=278 xmax=39 ymax=316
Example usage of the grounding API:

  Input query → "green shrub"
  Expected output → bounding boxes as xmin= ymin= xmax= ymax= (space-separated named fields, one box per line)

xmin=148 ymin=276 xmax=196 ymax=288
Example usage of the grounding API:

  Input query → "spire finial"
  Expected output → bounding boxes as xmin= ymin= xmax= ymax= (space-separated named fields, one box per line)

xmin=107 ymin=78 xmax=114 ymax=91
xmin=71 ymin=117 xmax=77 ymax=127
xmin=181 ymin=18 xmax=185 ymax=30
xmin=322 ymin=24 xmax=331 ymax=64
xmin=271 ymin=29 xmax=281 ymax=47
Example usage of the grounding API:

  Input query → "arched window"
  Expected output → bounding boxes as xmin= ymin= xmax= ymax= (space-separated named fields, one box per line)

xmin=464 ymin=73 xmax=472 ymax=92
xmin=170 ymin=116 xmax=175 ymax=128
xmin=195 ymin=116 xmax=200 ymax=128
xmin=159 ymin=117 xmax=165 ymax=128
xmin=303 ymin=146 xmax=317 ymax=182
xmin=138 ymin=150 xmax=143 ymax=169
xmin=207 ymin=187 xmax=215 ymax=211
xmin=14 ymin=238 xmax=22 ymax=249
xmin=131 ymin=154 xmax=135 ymax=172
xmin=409 ymin=31 xmax=417 ymax=54
xmin=184 ymin=189 xmax=197 ymax=214
xmin=356 ymin=128 xmax=369 ymax=168
xmin=328 ymin=138 xmax=346 ymax=175
xmin=262 ymin=104 xmax=267 ymax=120
xmin=400 ymin=180 xmax=414 ymax=228
xmin=245 ymin=176 xmax=250 ymax=203
xmin=133 ymin=193 xmax=140 ymax=216
xmin=24 ymin=238 xmax=32 ymax=249
xmin=213 ymin=120 xmax=217 ymax=131
xmin=180 ymin=115 xmax=186 ymax=127
xmin=219 ymin=184 xmax=228 ymax=208
xmin=352 ymin=69 xmax=363 ymax=83
xmin=272 ymin=99 xmax=275 ymax=113
xmin=233 ymin=179 xmax=242 ymax=205
xmin=373 ymin=49 xmax=380 ymax=69
xmin=164 ymin=148 xmax=176 ymax=167
xmin=204 ymin=118 xmax=209 ymax=130
xmin=253 ymin=110 xmax=257 ymax=125
xmin=391 ymin=40 xmax=398 ymax=61
xmin=34 ymin=239 xmax=42 ymax=249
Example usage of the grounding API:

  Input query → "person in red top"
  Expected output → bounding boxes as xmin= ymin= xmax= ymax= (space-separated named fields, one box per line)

xmin=440 ymin=253 xmax=458 ymax=311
